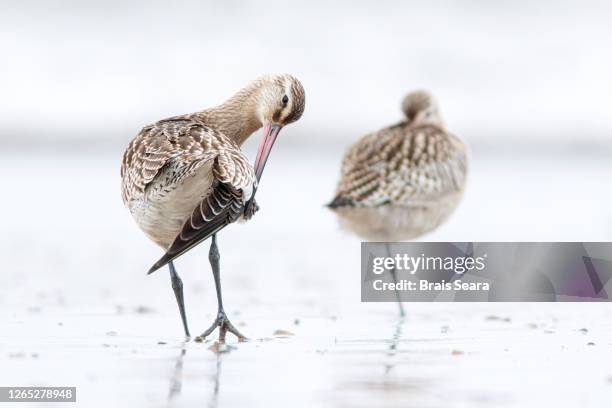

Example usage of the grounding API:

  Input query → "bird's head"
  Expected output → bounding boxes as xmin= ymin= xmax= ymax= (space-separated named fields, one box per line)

xmin=253 ymin=74 xmax=305 ymax=181
xmin=401 ymin=90 xmax=443 ymax=127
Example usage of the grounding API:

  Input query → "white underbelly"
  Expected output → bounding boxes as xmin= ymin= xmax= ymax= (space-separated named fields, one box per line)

xmin=128 ymin=163 xmax=215 ymax=249
xmin=333 ymin=192 xmax=464 ymax=241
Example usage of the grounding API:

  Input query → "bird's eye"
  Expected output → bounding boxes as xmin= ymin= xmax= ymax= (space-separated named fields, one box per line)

xmin=282 ymin=95 xmax=289 ymax=105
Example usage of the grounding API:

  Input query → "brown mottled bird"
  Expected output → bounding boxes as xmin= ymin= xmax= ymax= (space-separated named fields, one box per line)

xmin=328 ymin=90 xmax=468 ymax=315
xmin=121 ymin=74 xmax=305 ymax=341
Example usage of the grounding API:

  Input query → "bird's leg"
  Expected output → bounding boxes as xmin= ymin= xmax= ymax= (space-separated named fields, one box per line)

xmin=389 ymin=265 xmax=406 ymax=317
xmin=195 ymin=234 xmax=247 ymax=343
xmin=385 ymin=243 xmax=406 ymax=318
xmin=169 ymin=261 xmax=191 ymax=338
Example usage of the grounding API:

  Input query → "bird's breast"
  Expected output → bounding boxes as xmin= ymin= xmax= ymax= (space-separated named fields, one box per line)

xmin=333 ymin=192 xmax=464 ymax=241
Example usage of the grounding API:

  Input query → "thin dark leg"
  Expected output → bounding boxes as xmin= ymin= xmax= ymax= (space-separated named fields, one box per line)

xmin=385 ymin=243 xmax=405 ymax=317
xmin=195 ymin=234 xmax=246 ymax=343
xmin=169 ymin=261 xmax=190 ymax=337
xmin=210 ymin=234 xmax=224 ymax=313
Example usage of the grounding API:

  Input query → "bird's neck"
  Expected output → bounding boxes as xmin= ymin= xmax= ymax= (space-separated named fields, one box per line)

xmin=192 ymin=81 xmax=264 ymax=146
xmin=411 ymin=115 xmax=444 ymax=129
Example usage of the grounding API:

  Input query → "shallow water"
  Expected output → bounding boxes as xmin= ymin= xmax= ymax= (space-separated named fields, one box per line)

xmin=1 ymin=149 xmax=612 ymax=407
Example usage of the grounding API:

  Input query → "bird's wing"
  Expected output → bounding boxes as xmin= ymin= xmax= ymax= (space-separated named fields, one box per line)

xmin=129 ymin=121 xmax=256 ymax=274
xmin=121 ymin=116 xmax=253 ymax=204
xmin=329 ymin=124 xmax=468 ymax=208
xmin=147 ymin=180 xmax=248 ymax=274
xmin=121 ymin=116 xmax=256 ymax=274
xmin=148 ymin=149 xmax=257 ymax=274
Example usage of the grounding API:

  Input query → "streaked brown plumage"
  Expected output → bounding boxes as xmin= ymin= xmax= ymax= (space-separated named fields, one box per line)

xmin=121 ymin=74 xmax=305 ymax=341
xmin=328 ymin=90 xmax=468 ymax=241
xmin=122 ymin=74 xmax=305 ymax=266
xmin=121 ymin=119 xmax=256 ymax=252
xmin=122 ymin=116 xmax=257 ymax=249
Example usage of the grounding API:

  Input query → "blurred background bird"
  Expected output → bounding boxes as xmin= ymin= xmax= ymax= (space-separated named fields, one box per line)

xmin=328 ymin=90 xmax=468 ymax=315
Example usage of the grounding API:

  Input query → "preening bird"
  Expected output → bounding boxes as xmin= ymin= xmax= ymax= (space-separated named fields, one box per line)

xmin=121 ymin=74 xmax=305 ymax=341
xmin=327 ymin=90 xmax=468 ymax=315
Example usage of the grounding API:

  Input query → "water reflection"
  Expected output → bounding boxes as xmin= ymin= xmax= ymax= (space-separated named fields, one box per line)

xmin=164 ymin=340 xmax=238 ymax=408
xmin=207 ymin=352 xmax=220 ymax=408
xmin=167 ymin=342 xmax=187 ymax=405
xmin=384 ymin=317 xmax=404 ymax=375
xmin=207 ymin=342 xmax=236 ymax=408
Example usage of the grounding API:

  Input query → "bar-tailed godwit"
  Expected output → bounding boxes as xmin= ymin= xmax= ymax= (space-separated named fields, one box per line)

xmin=327 ymin=90 xmax=468 ymax=315
xmin=121 ymin=74 xmax=305 ymax=341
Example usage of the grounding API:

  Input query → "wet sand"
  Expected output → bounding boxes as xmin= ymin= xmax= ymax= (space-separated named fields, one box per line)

xmin=1 ymin=149 xmax=612 ymax=407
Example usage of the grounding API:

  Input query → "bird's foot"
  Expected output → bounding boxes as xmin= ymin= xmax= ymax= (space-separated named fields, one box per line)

xmin=194 ymin=311 xmax=247 ymax=343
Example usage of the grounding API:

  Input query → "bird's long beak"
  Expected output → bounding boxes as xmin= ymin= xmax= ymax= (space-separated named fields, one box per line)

xmin=253 ymin=123 xmax=282 ymax=181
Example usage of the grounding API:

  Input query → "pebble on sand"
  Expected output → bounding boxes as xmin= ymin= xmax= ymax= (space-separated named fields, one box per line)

xmin=273 ymin=329 xmax=295 ymax=337
xmin=135 ymin=306 xmax=154 ymax=314
xmin=485 ymin=315 xmax=511 ymax=322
